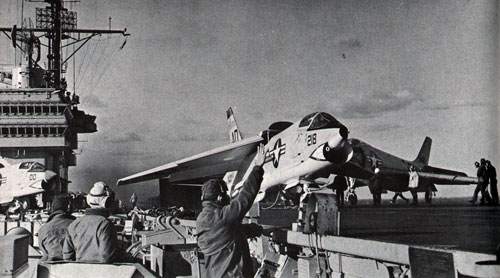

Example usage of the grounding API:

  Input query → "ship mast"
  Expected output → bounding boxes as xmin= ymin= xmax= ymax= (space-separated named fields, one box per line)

xmin=0 ymin=0 xmax=129 ymax=206
xmin=0 ymin=0 xmax=129 ymax=91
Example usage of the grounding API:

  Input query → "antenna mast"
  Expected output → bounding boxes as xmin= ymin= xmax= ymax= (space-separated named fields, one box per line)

xmin=0 ymin=0 xmax=129 ymax=91
xmin=0 ymin=0 xmax=129 ymax=198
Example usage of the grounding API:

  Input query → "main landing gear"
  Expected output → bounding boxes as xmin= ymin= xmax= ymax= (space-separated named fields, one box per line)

xmin=346 ymin=189 xmax=358 ymax=206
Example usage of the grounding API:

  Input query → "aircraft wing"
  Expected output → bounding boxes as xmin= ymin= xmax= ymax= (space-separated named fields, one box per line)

xmin=334 ymin=161 xmax=374 ymax=180
xmin=416 ymin=172 xmax=478 ymax=184
xmin=0 ymin=182 xmax=45 ymax=204
xmin=117 ymin=135 xmax=263 ymax=186
xmin=418 ymin=164 xmax=478 ymax=184
xmin=379 ymin=166 xmax=478 ymax=185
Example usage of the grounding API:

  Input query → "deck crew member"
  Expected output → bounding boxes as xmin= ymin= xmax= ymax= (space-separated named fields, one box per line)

xmin=470 ymin=159 xmax=492 ymax=205
xmin=63 ymin=181 xmax=120 ymax=263
xmin=130 ymin=192 xmax=137 ymax=209
xmin=371 ymin=167 xmax=383 ymax=205
xmin=38 ymin=194 xmax=75 ymax=261
xmin=470 ymin=162 xmax=482 ymax=204
xmin=486 ymin=160 xmax=498 ymax=205
xmin=196 ymin=145 xmax=266 ymax=278
xmin=331 ymin=176 xmax=348 ymax=206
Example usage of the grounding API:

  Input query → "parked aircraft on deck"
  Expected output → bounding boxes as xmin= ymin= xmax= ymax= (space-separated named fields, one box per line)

xmin=118 ymin=109 xmax=353 ymax=203
xmin=331 ymin=137 xmax=478 ymax=205
xmin=0 ymin=157 xmax=58 ymax=209
xmin=117 ymin=108 xmax=477 ymax=206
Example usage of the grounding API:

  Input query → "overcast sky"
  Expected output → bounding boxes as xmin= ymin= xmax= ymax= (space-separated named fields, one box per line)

xmin=1 ymin=0 xmax=498 ymax=202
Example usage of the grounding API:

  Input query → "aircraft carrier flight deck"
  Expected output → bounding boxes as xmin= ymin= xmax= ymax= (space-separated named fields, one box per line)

xmin=260 ymin=198 xmax=500 ymax=256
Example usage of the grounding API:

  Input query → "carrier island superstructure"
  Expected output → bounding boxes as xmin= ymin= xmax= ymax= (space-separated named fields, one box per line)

xmin=0 ymin=0 xmax=128 ymax=209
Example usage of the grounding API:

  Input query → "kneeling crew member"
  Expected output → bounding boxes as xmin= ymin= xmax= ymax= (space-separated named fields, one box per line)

xmin=38 ymin=194 xmax=76 ymax=261
xmin=196 ymin=145 xmax=266 ymax=278
xmin=63 ymin=181 xmax=120 ymax=263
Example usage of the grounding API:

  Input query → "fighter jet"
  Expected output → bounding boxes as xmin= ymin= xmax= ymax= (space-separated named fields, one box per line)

xmin=118 ymin=110 xmax=354 ymax=205
xmin=331 ymin=137 xmax=478 ymax=205
xmin=0 ymin=157 xmax=58 ymax=209
xmin=117 ymin=108 xmax=477 ymax=207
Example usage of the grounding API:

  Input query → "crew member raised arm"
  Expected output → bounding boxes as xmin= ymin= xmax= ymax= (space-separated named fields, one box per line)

xmin=196 ymin=144 xmax=266 ymax=278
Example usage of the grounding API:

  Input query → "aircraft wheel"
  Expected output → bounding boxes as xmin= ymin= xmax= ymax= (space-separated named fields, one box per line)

xmin=425 ymin=190 xmax=433 ymax=203
xmin=347 ymin=194 xmax=358 ymax=206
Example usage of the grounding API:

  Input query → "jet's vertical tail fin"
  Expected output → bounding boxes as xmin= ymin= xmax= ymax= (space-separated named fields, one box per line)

xmin=224 ymin=107 xmax=244 ymax=194
xmin=414 ymin=137 xmax=432 ymax=165
xmin=227 ymin=107 xmax=243 ymax=143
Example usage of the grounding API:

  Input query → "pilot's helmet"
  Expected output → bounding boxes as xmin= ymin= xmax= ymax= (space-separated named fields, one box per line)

xmin=475 ymin=161 xmax=480 ymax=167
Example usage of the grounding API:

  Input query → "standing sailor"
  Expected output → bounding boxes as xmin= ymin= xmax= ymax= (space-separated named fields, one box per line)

xmin=486 ymin=160 xmax=498 ymax=205
xmin=196 ymin=145 xmax=266 ymax=278
xmin=38 ymin=194 xmax=75 ymax=261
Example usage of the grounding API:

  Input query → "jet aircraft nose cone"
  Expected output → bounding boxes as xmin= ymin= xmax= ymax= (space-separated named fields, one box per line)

xmin=45 ymin=170 xmax=57 ymax=181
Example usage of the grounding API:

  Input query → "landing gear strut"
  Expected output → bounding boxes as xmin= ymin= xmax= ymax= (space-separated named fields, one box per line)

xmin=19 ymin=197 xmax=31 ymax=210
xmin=7 ymin=197 xmax=30 ymax=214
xmin=346 ymin=191 xmax=358 ymax=206
xmin=335 ymin=188 xmax=345 ymax=206
xmin=345 ymin=178 xmax=357 ymax=206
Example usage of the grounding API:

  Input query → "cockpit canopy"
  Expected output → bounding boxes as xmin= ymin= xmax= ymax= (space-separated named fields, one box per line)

xmin=299 ymin=112 xmax=344 ymax=131
xmin=19 ymin=162 xmax=46 ymax=172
